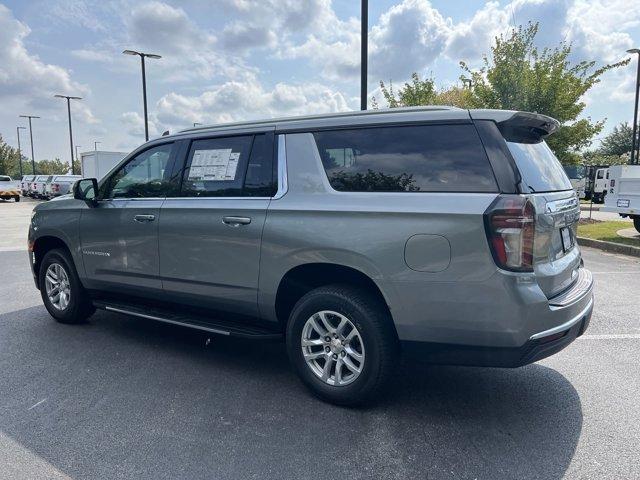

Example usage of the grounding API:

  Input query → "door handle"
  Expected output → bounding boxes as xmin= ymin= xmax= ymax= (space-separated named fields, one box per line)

xmin=134 ymin=214 xmax=156 ymax=223
xmin=222 ymin=216 xmax=251 ymax=226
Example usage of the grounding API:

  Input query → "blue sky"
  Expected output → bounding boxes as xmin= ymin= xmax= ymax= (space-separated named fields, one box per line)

xmin=0 ymin=0 xmax=638 ymax=163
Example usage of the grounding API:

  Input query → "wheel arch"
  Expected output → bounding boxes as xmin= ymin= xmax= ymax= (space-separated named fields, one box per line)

xmin=274 ymin=262 xmax=397 ymax=335
xmin=32 ymin=236 xmax=73 ymax=289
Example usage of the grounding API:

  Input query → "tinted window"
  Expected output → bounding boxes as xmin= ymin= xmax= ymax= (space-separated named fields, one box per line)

xmin=313 ymin=124 xmax=497 ymax=192
xmin=506 ymin=140 xmax=572 ymax=192
xmin=0 ymin=176 xmax=10 ymax=181
xmin=244 ymin=134 xmax=276 ymax=197
xmin=180 ymin=136 xmax=252 ymax=197
xmin=102 ymin=143 xmax=174 ymax=199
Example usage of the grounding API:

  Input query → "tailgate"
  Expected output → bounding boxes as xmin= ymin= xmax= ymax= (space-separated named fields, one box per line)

xmin=529 ymin=191 xmax=581 ymax=299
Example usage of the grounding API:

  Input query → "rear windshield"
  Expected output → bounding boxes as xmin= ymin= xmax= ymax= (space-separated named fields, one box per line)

xmin=506 ymin=140 xmax=572 ymax=192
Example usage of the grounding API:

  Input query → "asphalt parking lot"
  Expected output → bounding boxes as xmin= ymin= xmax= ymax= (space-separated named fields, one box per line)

xmin=0 ymin=198 xmax=639 ymax=479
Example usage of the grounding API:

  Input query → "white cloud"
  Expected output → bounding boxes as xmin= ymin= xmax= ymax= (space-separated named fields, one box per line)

xmin=121 ymin=111 xmax=160 ymax=138
xmin=154 ymin=79 xmax=353 ymax=131
xmin=566 ymin=0 xmax=640 ymax=62
xmin=0 ymin=4 xmax=91 ymax=105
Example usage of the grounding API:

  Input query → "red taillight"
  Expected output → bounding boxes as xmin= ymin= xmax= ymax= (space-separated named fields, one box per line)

xmin=484 ymin=195 xmax=535 ymax=272
xmin=52 ymin=183 xmax=60 ymax=192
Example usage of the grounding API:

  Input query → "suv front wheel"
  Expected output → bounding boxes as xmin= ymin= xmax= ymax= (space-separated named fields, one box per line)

xmin=39 ymin=249 xmax=95 ymax=324
xmin=286 ymin=285 xmax=398 ymax=406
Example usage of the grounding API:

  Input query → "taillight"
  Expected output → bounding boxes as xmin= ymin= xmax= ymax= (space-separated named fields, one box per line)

xmin=52 ymin=183 xmax=60 ymax=192
xmin=484 ymin=195 xmax=535 ymax=272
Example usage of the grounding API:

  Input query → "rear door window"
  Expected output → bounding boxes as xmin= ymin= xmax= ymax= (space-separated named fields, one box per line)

xmin=506 ymin=140 xmax=572 ymax=192
xmin=313 ymin=124 xmax=497 ymax=192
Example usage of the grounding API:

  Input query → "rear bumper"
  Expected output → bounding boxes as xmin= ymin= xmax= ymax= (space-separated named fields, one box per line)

xmin=401 ymin=295 xmax=592 ymax=367
xmin=399 ymin=266 xmax=594 ymax=367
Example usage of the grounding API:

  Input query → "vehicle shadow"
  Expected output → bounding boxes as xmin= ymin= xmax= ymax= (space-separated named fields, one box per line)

xmin=0 ymin=306 xmax=582 ymax=480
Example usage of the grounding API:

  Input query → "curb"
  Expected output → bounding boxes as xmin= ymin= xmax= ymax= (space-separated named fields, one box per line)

xmin=579 ymin=205 xmax=600 ymax=212
xmin=577 ymin=236 xmax=640 ymax=258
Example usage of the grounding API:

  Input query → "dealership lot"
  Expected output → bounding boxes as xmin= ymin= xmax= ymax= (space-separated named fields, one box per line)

xmin=0 ymin=200 xmax=638 ymax=479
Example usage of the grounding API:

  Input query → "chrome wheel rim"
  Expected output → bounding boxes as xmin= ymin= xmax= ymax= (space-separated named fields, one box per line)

xmin=301 ymin=310 xmax=365 ymax=386
xmin=44 ymin=263 xmax=71 ymax=311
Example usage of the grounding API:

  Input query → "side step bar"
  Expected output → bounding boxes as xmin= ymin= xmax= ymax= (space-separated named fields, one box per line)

xmin=93 ymin=301 xmax=283 ymax=340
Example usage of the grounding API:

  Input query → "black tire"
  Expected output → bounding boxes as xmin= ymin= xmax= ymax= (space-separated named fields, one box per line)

xmin=633 ymin=217 xmax=640 ymax=235
xmin=38 ymin=248 xmax=95 ymax=324
xmin=286 ymin=284 xmax=398 ymax=406
xmin=14 ymin=196 xmax=20 ymax=202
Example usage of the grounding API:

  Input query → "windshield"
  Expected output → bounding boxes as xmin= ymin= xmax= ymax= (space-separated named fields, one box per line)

xmin=563 ymin=165 xmax=585 ymax=180
xmin=506 ymin=140 xmax=573 ymax=192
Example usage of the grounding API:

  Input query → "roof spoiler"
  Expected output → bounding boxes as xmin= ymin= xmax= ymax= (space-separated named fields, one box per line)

xmin=470 ymin=110 xmax=559 ymax=143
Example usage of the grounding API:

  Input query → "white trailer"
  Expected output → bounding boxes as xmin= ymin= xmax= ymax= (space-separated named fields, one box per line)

xmin=81 ymin=151 xmax=127 ymax=181
xmin=602 ymin=164 xmax=640 ymax=233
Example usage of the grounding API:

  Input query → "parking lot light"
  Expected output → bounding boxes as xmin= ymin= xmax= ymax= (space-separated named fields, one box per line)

xmin=54 ymin=95 xmax=83 ymax=175
xmin=19 ymin=115 xmax=40 ymax=174
xmin=16 ymin=126 xmax=26 ymax=176
xmin=123 ymin=50 xmax=162 ymax=142
xmin=627 ymin=48 xmax=640 ymax=165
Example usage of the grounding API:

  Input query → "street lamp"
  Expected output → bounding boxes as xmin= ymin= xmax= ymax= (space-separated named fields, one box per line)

xmin=94 ymin=141 xmax=101 ymax=151
xmin=123 ymin=49 xmax=162 ymax=142
xmin=19 ymin=115 xmax=40 ymax=174
xmin=627 ymin=48 xmax=640 ymax=165
xmin=16 ymin=126 xmax=26 ymax=176
xmin=193 ymin=122 xmax=202 ymax=127
xmin=75 ymin=145 xmax=82 ymax=172
xmin=360 ymin=0 xmax=368 ymax=111
xmin=54 ymin=94 xmax=82 ymax=174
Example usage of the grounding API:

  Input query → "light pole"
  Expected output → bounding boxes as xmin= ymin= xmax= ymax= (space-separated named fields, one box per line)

xmin=94 ymin=141 xmax=101 ymax=151
xmin=16 ymin=126 xmax=26 ymax=176
xmin=19 ymin=115 xmax=39 ymax=174
xmin=75 ymin=145 xmax=82 ymax=173
xmin=628 ymin=48 xmax=640 ymax=165
xmin=54 ymin=95 xmax=82 ymax=174
xmin=123 ymin=50 xmax=162 ymax=142
xmin=193 ymin=122 xmax=202 ymax=127
xmin=360 ymin=0 xmax=368 ymax=111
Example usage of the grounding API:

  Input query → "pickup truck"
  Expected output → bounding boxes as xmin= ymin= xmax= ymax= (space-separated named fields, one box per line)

xmin=602 ymin=164 xmax=640 ymax=232
xmin=0 ymin=175 xmax=21 ymax=202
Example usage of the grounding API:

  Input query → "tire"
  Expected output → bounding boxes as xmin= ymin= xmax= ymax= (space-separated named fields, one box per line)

xmin=286 ymin=284 xmax=398 ymax=406
xmin=633 ymin=217 xmax=640 ymax=235
xmin=38 ymin=248 xmax=95 ymax=324
xmin=14 ymin=196 xmax=20 ymax=202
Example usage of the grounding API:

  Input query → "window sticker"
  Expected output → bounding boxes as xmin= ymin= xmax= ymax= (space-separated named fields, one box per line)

xmin=189 ymin=148 xmax=240 ymax=181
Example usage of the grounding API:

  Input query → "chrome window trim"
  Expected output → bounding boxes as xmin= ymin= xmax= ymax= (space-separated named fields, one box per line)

xmin=273 ymin=134 xmax=288 ymax=200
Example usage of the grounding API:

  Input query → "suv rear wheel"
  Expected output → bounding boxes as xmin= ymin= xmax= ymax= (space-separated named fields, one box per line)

xmin=286 ymin=284 xmax=397 ymax=406
xmin=39 ymin=249 xmax=95 ymax=324
xmin=633 ymin=216 xmax=640 ymax=234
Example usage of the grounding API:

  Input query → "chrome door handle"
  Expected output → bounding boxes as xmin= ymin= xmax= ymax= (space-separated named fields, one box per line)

xmin=134 ymin=214 xmax=156 ymax=223
xmin=222 ymin=216 xmax=251 ymax=226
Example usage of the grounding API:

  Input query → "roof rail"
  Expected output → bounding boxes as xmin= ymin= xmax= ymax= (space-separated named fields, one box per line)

xmin=180 ymin=105 xmax=463 ymax=133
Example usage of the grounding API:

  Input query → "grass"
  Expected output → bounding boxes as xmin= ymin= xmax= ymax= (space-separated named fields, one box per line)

xmin=577 ymin=220 xmax=640 ymax=247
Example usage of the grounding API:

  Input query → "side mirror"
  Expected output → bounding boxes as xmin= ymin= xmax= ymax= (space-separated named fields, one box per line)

xmin=74 ymin=178 xmax=99 ymax=204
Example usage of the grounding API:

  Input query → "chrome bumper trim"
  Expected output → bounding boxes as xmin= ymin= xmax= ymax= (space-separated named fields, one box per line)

xmin=529 ymin=296 xmax=593 ymax=341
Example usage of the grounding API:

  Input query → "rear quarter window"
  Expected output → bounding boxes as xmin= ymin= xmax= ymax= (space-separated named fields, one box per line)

xmin=313 ymin=124 xmax=497 ymax=193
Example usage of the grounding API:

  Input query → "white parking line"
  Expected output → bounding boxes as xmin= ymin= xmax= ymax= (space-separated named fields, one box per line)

xmin=27 ymin=398 xmax=47 ymax=410
xmin=579 ymin=334 xmax=640 ymax=339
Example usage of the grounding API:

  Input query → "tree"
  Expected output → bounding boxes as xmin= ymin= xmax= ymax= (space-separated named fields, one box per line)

xmin=598 ymin=122 xmax=637 ymax=157
xmin=374 ymin=73 xmax=477 ymax=109
xmin=461 ymin=23 xmax=628 ymax=163
xmin=375 ymin=23 xmax=628 ymax=164
xmin=36 ymin=158 xmax=73 ymax=175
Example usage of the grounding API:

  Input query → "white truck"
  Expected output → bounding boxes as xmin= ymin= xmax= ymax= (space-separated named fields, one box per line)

xmin=602 ymin=164 xmax=640 ymax=233
xmin=591 ymin=167 xmax=609 ymax=204
xmin=0 ymin=175 xmax=21 ymax=202
xmin=81 ymin=151 xmax=127 ymax=181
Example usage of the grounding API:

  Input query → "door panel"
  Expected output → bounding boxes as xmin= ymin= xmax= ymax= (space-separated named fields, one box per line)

xmin=159 ymin=199 xmax=269 ymax=316
xmin=80 ymin=199 xmax=163 ymax=291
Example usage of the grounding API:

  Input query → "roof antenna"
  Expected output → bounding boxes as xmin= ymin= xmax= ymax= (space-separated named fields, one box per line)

xmin=162 ymin=130 xmax=170 ymax=136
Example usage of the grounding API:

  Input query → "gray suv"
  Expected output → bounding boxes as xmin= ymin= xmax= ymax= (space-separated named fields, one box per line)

xmin=28 ymin=107 xmax=593 ymax=405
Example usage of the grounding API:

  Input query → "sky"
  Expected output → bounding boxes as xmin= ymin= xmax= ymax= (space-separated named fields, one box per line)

xmin=0 ymin=0 xmax=638 ymax=164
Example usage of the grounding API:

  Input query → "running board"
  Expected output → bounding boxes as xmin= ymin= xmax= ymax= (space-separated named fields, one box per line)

xmin=93 ymin=301 xmax=283 ymax=340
